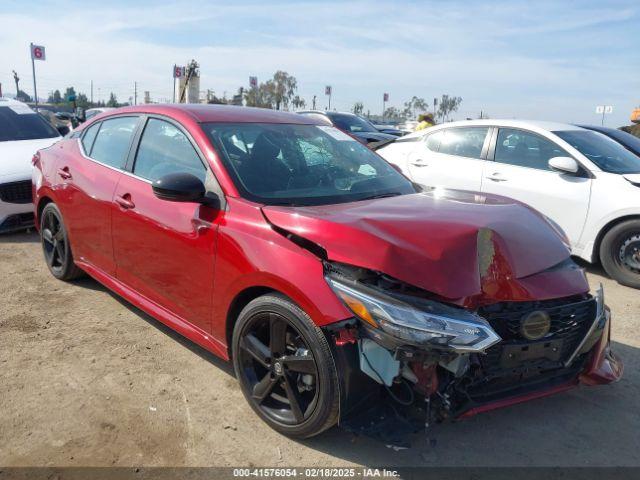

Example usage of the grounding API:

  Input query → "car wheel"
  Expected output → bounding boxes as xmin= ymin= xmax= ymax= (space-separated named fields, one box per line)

xmin=232 ymin=294 xmax=340 ymax=438
xmin=600 ymin=219 xmax=640 ymax=289
xmin=40 ymin=203 xmax=84 ymax=281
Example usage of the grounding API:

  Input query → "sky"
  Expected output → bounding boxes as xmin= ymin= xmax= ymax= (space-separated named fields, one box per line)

xmin=1 ymin=0 xmax=639 ymax=126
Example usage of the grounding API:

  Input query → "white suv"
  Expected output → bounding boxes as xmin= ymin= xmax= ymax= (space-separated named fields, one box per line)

xmin=378 ymin=119 xmax=640 ymax=288
xmin=0 ymin=98 xmax=60 ymax=233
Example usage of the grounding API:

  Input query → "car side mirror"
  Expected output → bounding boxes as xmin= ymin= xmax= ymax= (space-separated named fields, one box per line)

xmin=152 ymin=172 xmax=217 ymax=205
xmin=56 ymin=125 xmax=70 ymax=136
xmin=548 ymin=156 xmax=579 ymax=174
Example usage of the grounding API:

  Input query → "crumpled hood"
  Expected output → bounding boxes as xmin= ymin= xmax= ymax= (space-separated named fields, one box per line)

xmin=262 ymin=189 xmax=589 ymax=306
xmin=0 ymin=138 xmax=59 ymax=180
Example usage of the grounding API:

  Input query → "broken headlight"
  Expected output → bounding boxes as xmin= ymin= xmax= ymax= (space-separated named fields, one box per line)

xmin=327 ymin=276 xmax=500 ymax=353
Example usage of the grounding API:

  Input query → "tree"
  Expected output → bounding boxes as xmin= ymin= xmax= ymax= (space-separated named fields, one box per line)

xmin=245 ymin=82 xmax=275 ymax=109
xmin=403 ymin=96 xmax=428 ymax=119
xmin=291 ymin=95 xmax=306 ymax=110
xmin=106 ymin=92 xmax=119 ymax=107
xmin=63 ymin=87 xmax=76 ymax=102
xmin=383 ymin=106 xmax=405 ymax=122
xmin=352 ymin=102 xmax=364 ymax=115
xmin=437 ymin=94 xmax=462 ymax=122
xmin=242 ymin=70 xmax=299 ymax=110
xmin=47 ymin=89 xmax=63 ymax=104
xmin=270 ymin=71 xmax=298 ymax=110
xmin=76 ymin=93 xmax=90 ymax=109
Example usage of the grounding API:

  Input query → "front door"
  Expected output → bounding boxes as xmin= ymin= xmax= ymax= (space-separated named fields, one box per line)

xmin=481 ymin=127 xmax=591 ymax=247
xmin=407 ymin=126 xmax=490 ymax=192
xmin=111 ymin=117 xmax=220 ymax=333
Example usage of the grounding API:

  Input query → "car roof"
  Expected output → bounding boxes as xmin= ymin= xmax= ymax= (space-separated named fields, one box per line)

xmin=299 ymin=110 xmax=358 ymax=117
xmin=111 ymin=104 xmax=322 ymax=125
xmin=576 ymin=124 xmax=616 ymax=133
xmin=0 ymin=97 xmax=30 ymax=107
xmin=402 ymin=118 xmax=585 ymax=139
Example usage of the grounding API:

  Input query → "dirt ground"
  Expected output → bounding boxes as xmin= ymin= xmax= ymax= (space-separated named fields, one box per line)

xmin=1 ymin=230 xmax=639 ymax=468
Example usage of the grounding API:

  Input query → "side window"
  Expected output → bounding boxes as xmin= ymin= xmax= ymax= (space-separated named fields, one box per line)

xmin=495 ymin=128 xmax=567 ymax=171
xmin=438 ymin=127 xmax=489 ymax=159
xmin=133 ymin=118 xmax=206 ymax=183
xmin=90 ymin=117 xmax=139 ymax=168
xmin=81 ymin=122 xmax=100 ymax=154
xmin=424 ymin=130 xmax=443 ymax=152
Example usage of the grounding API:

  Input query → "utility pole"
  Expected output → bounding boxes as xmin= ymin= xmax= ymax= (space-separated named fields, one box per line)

xmin=0 ymin=82 xmax=2 ymax=98
xmin=134 ymin=81 xmax=137 ymax=106
xmin=12 ymin=70 xmax=20 ymax=99
xmin=90 ymin=80 xmax=93 ymax=105
xmin=312 ymin=95 xmax=316 ymax=110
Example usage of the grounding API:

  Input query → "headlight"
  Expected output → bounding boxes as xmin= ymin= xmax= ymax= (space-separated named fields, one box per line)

xmin=326 ymin=276 xmax=500 ymax=353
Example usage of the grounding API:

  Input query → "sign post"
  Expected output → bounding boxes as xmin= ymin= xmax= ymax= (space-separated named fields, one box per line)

xmin=30 ymin=43 xmax=46 ymax=111
xmin=382 ymin=92 xmax=389 ymax=120
xmin=173 ymin=65 xmax=185 ymax=103
xmin=325 ymin=85 xmax=332 ymax=110
xmin=595 ymin=105 xmax=613 ymax=126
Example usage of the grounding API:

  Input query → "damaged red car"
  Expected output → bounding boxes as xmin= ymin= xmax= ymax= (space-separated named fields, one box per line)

xmin=32 ymin=104 xmax=622 ymax=439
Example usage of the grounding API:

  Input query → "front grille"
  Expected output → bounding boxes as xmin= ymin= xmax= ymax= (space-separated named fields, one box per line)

xmin=461 ymin=295 xmax=597 ymax=403
xmin=0 ymin=180 xmax=33 ymax=204
xmin=479 ymin=294 xmax=595 ymax=342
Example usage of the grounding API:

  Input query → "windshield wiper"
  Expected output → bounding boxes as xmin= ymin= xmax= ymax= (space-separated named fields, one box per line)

xmin=359 ymin=192 xmax=403 ymax=201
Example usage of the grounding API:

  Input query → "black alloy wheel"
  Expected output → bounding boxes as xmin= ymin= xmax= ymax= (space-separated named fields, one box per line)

xmin=40 ymin=203 xmax=84 ymax=281
xmin=600 ymin=219 xmax=640 ymax=289
xmin=232 ymin=294 xmax=340 ymax=438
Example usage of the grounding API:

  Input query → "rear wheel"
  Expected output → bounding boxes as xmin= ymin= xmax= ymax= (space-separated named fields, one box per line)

xmin=40 ymin=203 xmax=84 ymax=281
xmin=232 ymin=294 xmax=339 ymax=438
xmin=600 ymin=219 xmax=640 ymax=289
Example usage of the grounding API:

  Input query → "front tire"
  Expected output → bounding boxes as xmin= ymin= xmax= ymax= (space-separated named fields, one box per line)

xmin=232 ymin=294 xmax=340 ymax=438
xmin=600 ymin=219 xmax=640 ymax=289
xmin=40 ymin=203 xmax=84 ymax=281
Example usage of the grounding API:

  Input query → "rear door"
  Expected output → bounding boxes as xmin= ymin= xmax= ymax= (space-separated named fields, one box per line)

xmin=111 ymin=116 xmax=220 ymax=333
xmin=407 ymin=126 xmax=490 ymax=191
xmin=481 ymin=127 xmax=591 ymax=246
xmin=56 ymin=116 xmax=140 ymax=275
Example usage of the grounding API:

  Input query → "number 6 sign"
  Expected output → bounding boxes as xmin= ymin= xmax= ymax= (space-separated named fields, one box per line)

xmin=31 ymin=44 xmax=46 ymax=61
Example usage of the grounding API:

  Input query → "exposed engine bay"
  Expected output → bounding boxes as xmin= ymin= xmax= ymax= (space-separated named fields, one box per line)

xmin=322 ymin=261 xmax=606 ymax=445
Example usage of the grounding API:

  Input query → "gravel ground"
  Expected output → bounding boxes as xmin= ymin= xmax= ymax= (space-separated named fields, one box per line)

xmin=1 ymin=231 xmax=638 ymax=467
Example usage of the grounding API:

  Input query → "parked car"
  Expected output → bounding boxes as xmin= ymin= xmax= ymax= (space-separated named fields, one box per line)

xmin=33 ymin=105 xmax=621 ymax=438
xmin=298 ymin=110 xmax=396 ymax=145
xmin=578 ymin=124 xmax=640 ymax=157
xmin=369 ymin=121 xmax=406 ymax=137
xmin=0 ymin=98 xmax=60 ymax=233
xmin=378 ymin=119 xmax=640 ymax=289
xmin=84 ymin=107 xmax=115 ymax=121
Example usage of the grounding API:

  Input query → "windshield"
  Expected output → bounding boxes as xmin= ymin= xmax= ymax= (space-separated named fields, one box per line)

xmin=0 ymin=106 xmax=60 ymax=142
xmin=554 ymin=130 xmax=640 ymax=174
xmin=328 ymin=113 xmax=378 ymax=133
xmin=204 ymin=123 xmax=416 ymax=206
xmin=601 ymin=128 xmax=640 ymax=155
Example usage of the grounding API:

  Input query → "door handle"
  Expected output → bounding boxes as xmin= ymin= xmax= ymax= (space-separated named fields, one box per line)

xmin=410 ymin=159 xmax=429 ymax=167
xmin=115 ymin=194 xmax=135 ymax=210
xmin=486 ymin=172 xmax=507 ymax=182
xmin=57 ymin=167 xmax=72 ymax=180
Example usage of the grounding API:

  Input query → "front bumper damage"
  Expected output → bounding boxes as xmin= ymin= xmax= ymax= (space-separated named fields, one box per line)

xmin=323 ymin=286 xmax=623 ymax=444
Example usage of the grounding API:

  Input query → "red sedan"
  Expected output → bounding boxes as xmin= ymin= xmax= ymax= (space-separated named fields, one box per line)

xmin=32 ymin=104 xmax=622 ymax=438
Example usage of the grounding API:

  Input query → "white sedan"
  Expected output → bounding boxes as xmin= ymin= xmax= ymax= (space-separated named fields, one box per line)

xmin=0 ymin=98 xmax=60 ymax=233
xmin=377 ymin=119 xmax=640 ymax=288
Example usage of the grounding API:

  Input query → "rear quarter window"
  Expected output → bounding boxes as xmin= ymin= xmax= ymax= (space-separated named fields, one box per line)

xmin=88 ymin=116 xmax=139 ymax=169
